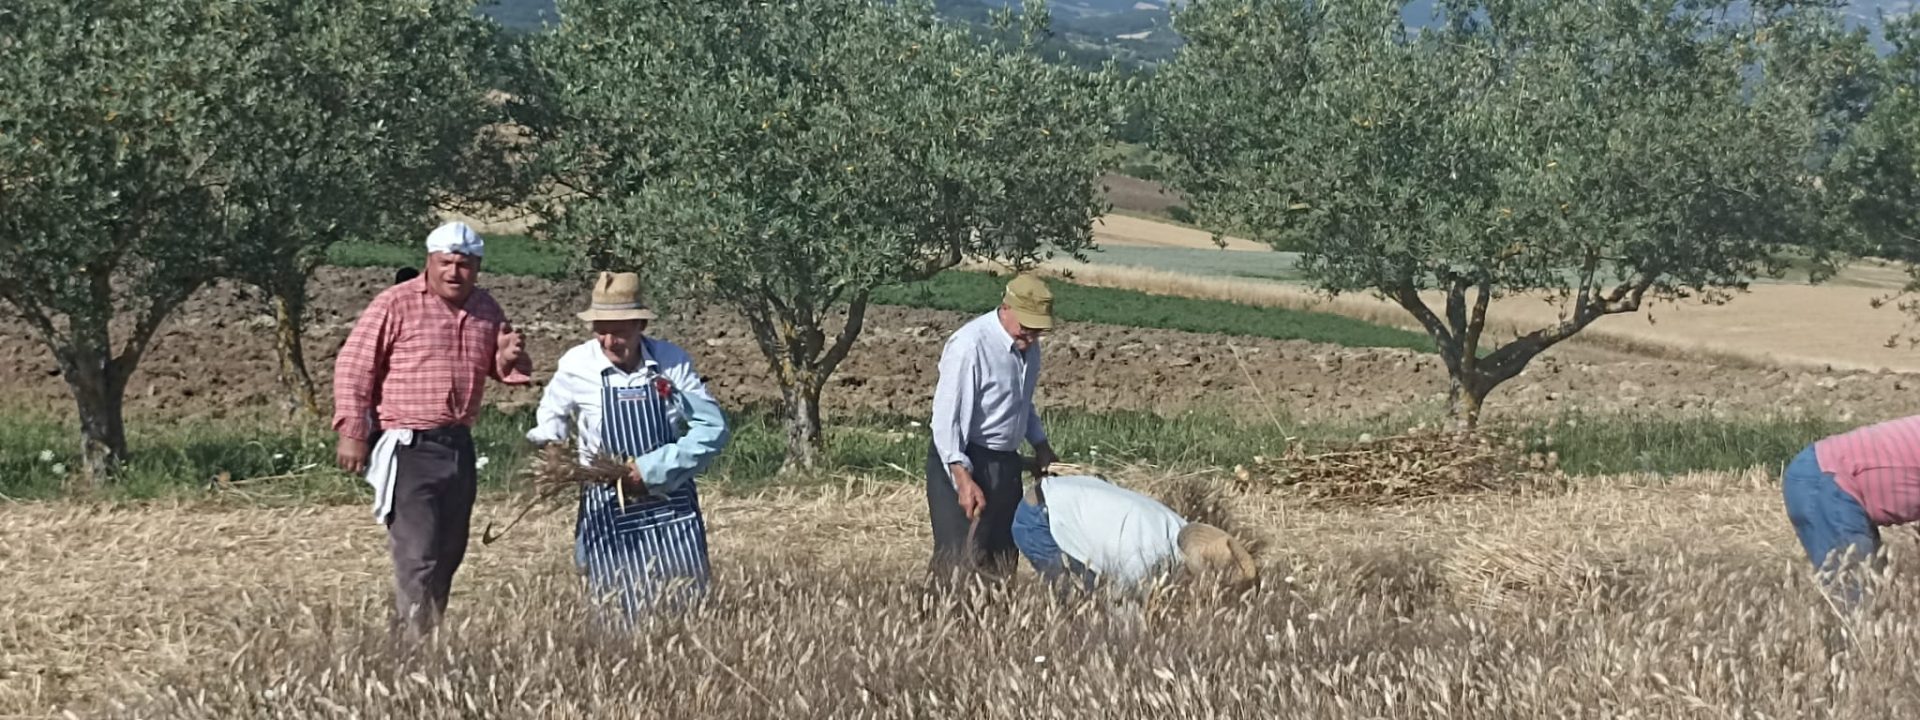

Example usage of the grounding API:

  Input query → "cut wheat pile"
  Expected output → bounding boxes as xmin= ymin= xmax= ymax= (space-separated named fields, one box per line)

xmin=1246 ymin=430 xmax=1561 ymax=505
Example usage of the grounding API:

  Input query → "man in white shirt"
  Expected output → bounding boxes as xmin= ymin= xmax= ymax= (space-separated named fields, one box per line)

xmin=524 ymin=277 xmax=731 ymax=487
xmin=524 ymin=271 xmax=731 ymax=616
xmin=925 ymin=273 xmax=1060 ymax=581
xmin=1012 ymin=474 xmax=1258 ymax=594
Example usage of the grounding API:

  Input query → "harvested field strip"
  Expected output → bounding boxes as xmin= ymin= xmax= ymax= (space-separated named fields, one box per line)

xmin=1042 ymin=260 xmax=1920 ymax=373
xmin=0 ymin=406 xmax=1843 ymax=501
xmin=873 ymin=270 xmax=1434 ymax=352
xmin=1072 ymin=242 xmax=1306 ymax=280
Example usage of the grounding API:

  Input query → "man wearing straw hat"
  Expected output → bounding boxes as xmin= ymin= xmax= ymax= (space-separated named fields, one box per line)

xmin=925 ymin=273 xmax=1060 ymax=582
xmin=333 ymin=221 xmax=534 ymax=639
xmin=1012 ymin=473 xmax=1257 ymax=595
xmin=526 ymin=271 xmax=731 ymax=619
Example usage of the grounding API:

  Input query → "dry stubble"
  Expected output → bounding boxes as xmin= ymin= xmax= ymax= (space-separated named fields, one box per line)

xmin=4 ymin=467 xmax=1918 ymax=718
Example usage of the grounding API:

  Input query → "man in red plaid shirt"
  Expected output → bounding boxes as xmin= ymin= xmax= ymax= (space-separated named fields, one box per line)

xmin=332 ymin=221 xmax=533 ymax=637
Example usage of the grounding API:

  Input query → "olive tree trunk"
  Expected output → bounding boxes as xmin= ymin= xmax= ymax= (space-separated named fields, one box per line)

xmin=1392 ymin=259 xmax=1658 ymax=430
xmin=19 ymin=269 xmax=189 ymax=483
xmin=270 ymin=287 xmax=322 ymax=420
xmin=55 ymin=344 xmax=132 ymax=485
xmin=741 ymin=292 xmax=871 ymax=474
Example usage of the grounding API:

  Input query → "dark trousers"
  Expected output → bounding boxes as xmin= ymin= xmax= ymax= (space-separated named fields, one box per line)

xmin=925 ymin=440 xmax=1024 ymax=583
xmin=384 ymin=426 xmax=478 ymax=636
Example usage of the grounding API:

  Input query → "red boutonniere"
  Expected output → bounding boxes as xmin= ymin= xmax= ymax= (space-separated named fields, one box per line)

xmin=653 ymin=377 xmax=672 ymax=399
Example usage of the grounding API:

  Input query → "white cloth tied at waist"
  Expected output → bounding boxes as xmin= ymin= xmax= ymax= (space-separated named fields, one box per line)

xmin=364 ymin=429 xmax=414 ymax=523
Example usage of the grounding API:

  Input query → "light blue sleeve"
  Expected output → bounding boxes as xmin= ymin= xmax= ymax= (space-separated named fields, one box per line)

xmin=931 ymin=332 xmax=981 ymax=478
xmin=634 ymin=346 xmax=732 ymax=492
xmin=1023 ymin=345 xmax=1048 ymax=447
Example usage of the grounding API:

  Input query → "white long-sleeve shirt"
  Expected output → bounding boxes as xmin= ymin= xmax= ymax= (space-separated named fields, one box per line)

xmin=525 ymin=337 xmax=730 ymax=491
xmin=930 ymin=310 xmax=1047 ymax=479
xmin=1042 ymin=474 xmax=1189 ymax=588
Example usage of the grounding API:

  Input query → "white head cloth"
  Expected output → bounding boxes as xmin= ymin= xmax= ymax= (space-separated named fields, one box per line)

xmin=425 ymin=221 xmax=485 ymax=257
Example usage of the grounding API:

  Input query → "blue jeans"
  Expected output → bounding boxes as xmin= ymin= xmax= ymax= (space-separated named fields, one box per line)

xmin=1012 ymin=498 xmax=1096 ymax=594
xmin=1782 ymin=445 xmax=1882 ymax=609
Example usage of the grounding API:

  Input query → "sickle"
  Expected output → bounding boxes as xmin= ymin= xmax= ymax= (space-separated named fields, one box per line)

xmin=480 ymin=483 xmax=576 ymax=545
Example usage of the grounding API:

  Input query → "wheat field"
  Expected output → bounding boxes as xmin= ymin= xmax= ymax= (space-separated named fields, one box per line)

xmin=6 ymin=465 xmax=1918 ymax=718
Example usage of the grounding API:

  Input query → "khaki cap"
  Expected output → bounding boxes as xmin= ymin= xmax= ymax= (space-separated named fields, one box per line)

xmin=576 ymin=271 xmax=660 ymax=322
xmin=1003 ymin=273 xmax=1055 ymax=329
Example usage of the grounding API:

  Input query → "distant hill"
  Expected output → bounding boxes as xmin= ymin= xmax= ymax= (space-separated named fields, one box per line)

xmin=473 ymin=0 xmax=1917 ymax=69
xmin=471 ymin=0 xmax=1181 ymax=70
xmin=935 ymin=0 xmax=1180 ymax=71
xmin=473 ymin=0 xmax=560 ymax=30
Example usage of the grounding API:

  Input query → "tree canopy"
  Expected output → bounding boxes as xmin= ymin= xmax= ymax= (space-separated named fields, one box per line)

xmin=1 ymin=0 xmax=270 ymax=479
xmin=522 ymin=0 xmax=1114 ymax=467
xmin=0 ymin=0 xmax=513 ymax=479
xmin=1828 ymin=13 xmax=1920 ymax=343
xmin=1155 ymin=0 xmax=1870 ymax=426
xmin=214 ymin=0 xmax=519 ymax=419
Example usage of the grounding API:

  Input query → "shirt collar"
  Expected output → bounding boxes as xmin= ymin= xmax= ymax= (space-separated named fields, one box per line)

xmin=988 ymin=311 xmax=1021 ymax=353
xmin=408 ymin=275 xmax=481 ymax=313
xmin=591 ymin=337 xmax=660 ymax=377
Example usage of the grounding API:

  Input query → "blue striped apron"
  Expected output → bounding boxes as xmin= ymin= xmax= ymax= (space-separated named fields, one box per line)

xmin=575 ymin=356 xmax=711 ymax=620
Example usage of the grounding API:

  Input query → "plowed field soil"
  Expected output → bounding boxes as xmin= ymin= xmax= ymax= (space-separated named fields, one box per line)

xmin=1 ymin=267 xmax=1913 ymax=427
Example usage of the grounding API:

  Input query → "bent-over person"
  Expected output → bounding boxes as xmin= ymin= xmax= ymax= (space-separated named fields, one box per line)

xmin=332 ymin=222 xmax=533 ymax=638
xmin=1783 ymin=413 xmax=1920 ymax=611
xmin=925 ymin=273 xmax=1059 ymax=582
xmin=526 ymin=271 xmax=731 ymax=620
xmin=1012 ymin=474 xmax=1257 ymax=596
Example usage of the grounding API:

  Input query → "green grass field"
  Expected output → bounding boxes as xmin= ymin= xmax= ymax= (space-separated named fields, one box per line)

xmin=0 ymin=405 xmax=1841 ymax=501
xmin=332 ymin=236 xmax=1430 ymax=352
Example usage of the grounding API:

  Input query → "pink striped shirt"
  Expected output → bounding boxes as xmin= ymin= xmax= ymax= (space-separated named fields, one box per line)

xmin=331 ymin=277 xmax=532 ymax=441
xmin=1816 ymin=414 xmax=1920 ymax=526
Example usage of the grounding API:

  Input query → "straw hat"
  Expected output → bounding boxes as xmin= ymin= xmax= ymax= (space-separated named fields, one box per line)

xmin=1178 ymin=523 xmax=1258 ymax=586
xmin=576 ymin=271 xmax=659 ymax=322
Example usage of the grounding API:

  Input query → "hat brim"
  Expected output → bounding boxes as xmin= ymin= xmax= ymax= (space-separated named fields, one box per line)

xmin=1013 ymin=309 xmax=1054 ymax=330
xmin=577 ymin=308 xmax=659 ymax=322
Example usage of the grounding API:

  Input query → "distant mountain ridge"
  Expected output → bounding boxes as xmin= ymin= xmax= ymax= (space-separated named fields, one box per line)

xmin=472 ymin=0 xmax=1180 ymax=69
xmin=474 ymin=0 xmax=1919 ymax=67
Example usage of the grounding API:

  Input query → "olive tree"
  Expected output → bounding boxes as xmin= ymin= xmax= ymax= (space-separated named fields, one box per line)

xmin=0 ymin=0 xmax=518 ymax=479
xmin=216 ymin=0 xmax=520 ymax=419
xmin=523 ymin=0 xmax=1112 ymax=468
xmin=1155 ymin=0 xmax=1856 ymax=427
xmin=0 ymin=0 xmax=268 ymax=480
xmin=1830 ymin=14 xmax=1920 ymax=342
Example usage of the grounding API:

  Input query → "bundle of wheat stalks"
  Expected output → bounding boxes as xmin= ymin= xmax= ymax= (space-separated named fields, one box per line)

xmin=481 ymin=444 xmax=646 ymax=544
xmin=1247 ymin=431 xmax=1535 ymax=506
xmin=525 ymin=442 xmax=636 ymax=492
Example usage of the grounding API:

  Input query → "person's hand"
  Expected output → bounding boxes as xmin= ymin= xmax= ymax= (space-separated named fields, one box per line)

xmin=951 ymin=464 xmax=984 ymax=520
xmin=497 ymin=323 xmax=528 ymax=372
xmin=627 ymin=462 xmax=647 ymax=493
xmin=1032 ymin=442 xmax=1058 ymax=477
xmin=336 ymin=435 xmax=370 ymax=474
